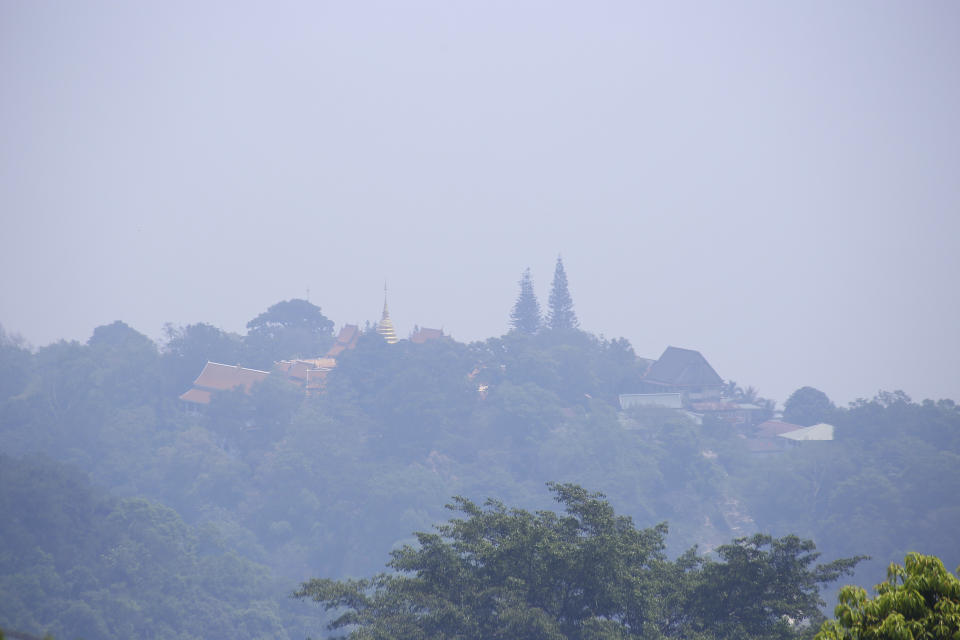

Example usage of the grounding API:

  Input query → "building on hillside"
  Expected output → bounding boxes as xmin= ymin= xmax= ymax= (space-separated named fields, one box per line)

xmin=754 ymin=420 xmax=804 ymax=438
xmin=274 ymin=324 xmax=361 ymax=391
xmin=692 ymin=400 xmax=767 ymax=428
xmin=618 ymin=347 xmax=772 ymax=430
xmin=273 ymin=356 xmax=338 ymax=391
xmin=743 ymin=420 xmax=804 ymax=454
xmin=325 ymin=324 xmax=360 ymax=358
xmin=778 ymin=422 xmax=834 ymax=442
xmin=179 ymin=362 xmax=270 ymax=405
xmin=640 ymin=346 xmax=725 ymax=402
xmin=410 ymin=326 xmax=445 ymax=344
xmin=743 ymin=420 xmax=833 ymax=454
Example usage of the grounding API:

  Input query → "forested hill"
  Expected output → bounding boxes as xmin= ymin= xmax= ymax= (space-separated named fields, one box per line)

xmin=1 ymin=301 xmax=958 ymax=639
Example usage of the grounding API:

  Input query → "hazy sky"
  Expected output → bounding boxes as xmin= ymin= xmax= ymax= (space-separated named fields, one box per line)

xmin=2 ymin=1 xmax=958 ymax=406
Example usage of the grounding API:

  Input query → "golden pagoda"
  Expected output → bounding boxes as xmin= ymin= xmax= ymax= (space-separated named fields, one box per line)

xmin=377 ymin=286 xmax=399 ymax=344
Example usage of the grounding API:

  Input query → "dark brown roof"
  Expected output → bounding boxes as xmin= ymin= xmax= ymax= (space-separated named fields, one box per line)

xmin=644 ymin=346 xmax=723 ymax=388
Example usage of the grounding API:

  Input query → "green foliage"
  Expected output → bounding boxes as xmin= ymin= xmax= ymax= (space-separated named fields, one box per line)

xmin=784 ymin=386 xmax=837 ymax=427
xmin=738 ymin=392 xmax=960 ymax=595
xmin=815 ymin=553 xmax=960 ymax=640
xmin=295 ymin=484 xmax=860 ymax=640
xmin=688 ymin=534 xmax=866 ymax=639
xmin=547 ymin=256 xmax=579 ymax=331
xmin=87 ymin=321 xmax=162 ymax=409
xmin=323 ymin=331 xmax=478 ymax=458
xmin=243 ymin=298 xmax=335 ymax=368
xmin=511 ymin=267 xmax=543 ymax=334
xmin=161 ymin=322 xmax=242 ymax=394
xmin=0 ymin=324 xmax=32 ymax=402
xmin=4 ymin=305 xmax=959 ymax=639
xmin=0 ymin=455 xmax=288 ymax=640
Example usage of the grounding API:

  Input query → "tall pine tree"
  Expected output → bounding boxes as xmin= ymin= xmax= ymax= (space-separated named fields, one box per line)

xmin=547 ymin=256 xmax=578 ymax=330
xmin=510 ymin=268 xmax=541 ymax=334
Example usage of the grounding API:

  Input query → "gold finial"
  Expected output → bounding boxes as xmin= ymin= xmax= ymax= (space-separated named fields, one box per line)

xmin=377 ymin=282 xmax=399 ymax=344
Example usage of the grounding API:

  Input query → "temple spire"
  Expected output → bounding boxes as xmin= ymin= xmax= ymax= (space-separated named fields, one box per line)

xmin=377 ymin=283 xmax=399 ymax=344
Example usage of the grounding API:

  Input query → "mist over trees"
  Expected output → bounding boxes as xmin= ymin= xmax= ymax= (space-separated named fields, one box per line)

xmin=243 ymin=300 xmax=335 ymax=370
xmin=1 ymin=269 xmax=959 ymax=639
xmin=296 ymin=484 xmax=863 ymax=640
xmin=783 ymin=386 xmax=838 ymax=427
xmin=814 ymin=552 xmax=960 ymax=640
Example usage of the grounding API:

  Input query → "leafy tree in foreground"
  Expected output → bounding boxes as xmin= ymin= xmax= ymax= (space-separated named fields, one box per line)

xmin=689 ymin=534 xmax=866 ymax=640
xmin=295 ymin=484 xmax=862 ymax=640
xmin=815 ymin=553 xmax=960 ymax=640
xmin=511 ymin=268 xmax=542 ymax=335
xmin=547 ymin=256 xmax=578 ymax=331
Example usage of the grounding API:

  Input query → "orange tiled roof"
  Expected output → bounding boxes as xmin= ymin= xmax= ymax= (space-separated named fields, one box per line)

xmin=325 ymin=343 xmax=346 ymax=358
xmin=306 ymin=368 xmax=331 ymax=391
xmin=181 ymin=362 xmax=270 ymax=404
xmin=192 ymin=361 xmax=270 ymax=392
xmin=179 ymin=388 xmax=213 ymax=404
xmin=286 ymin=361 xmax=312 ymax=382
xmin=337 ymin=324 xmax=359 ymax=344
xmin=325 ymin=324 xmax=360 ymax=358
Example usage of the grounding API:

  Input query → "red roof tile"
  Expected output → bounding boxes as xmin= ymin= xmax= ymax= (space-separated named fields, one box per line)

xmin=191 ymin=362 xmax=269 ymax=393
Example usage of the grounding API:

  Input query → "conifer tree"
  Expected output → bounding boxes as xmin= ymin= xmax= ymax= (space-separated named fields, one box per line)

xmin=510 ymin=268 xmax=541 ymax=334
xmin=547 ymin=256 xmax=578 ymax=330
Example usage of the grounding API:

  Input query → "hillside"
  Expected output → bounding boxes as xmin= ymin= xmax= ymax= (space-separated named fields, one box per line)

xmin=1 ymin=304 xmax=958 ymax=639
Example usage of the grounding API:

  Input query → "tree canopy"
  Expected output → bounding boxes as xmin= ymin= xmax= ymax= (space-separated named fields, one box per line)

xmin=0 ymin=454 xmax=288 ymax=640
xmin=2 ymin=301 xmax=959 ymax=639
xmin=511 ymin=267 xmax=542 ymax=335
xmin=783 ymin=386 xmax=836 ymax=426
xmin=243 ymin=298 xmax=335 ymax=368
xmin=815 ymin=552 xmax=960 ymax=640
xmin=547 ymin=256 xmax=578 ymax=331
xmin=295 ymin=484 xmax=862 ymax=640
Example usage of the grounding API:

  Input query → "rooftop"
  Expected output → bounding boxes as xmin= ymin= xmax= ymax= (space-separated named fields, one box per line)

xmin=644 ymin=346 xmax=723 ymax=388
xmin=179 ymin=361 xmax=270 ymax=404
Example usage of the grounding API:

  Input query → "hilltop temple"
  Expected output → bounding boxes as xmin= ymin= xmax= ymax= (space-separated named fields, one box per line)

xmin=179 ymin=290 xmax=444 ymax=404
